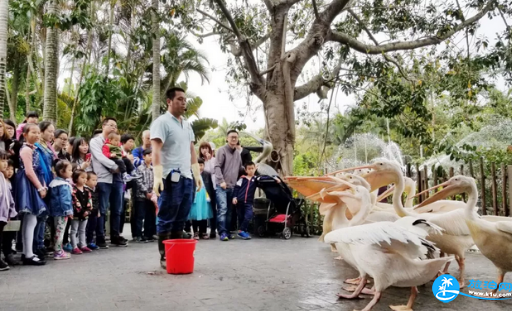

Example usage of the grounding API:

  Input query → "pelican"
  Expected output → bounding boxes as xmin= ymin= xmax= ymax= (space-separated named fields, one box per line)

xmin=325 ymin=217 xmax=451 ymax=311
xmin=419 ymin=176 xmax=512 ymax=294
xmin=340 ymin=161 xmax=474 ymax=287
xmin=241 ymin=132 xmax=279 ymax=176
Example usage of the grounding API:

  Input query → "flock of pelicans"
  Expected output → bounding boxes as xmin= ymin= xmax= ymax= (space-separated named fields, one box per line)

xmin=285 ymin=160 xmax=512 ymax=311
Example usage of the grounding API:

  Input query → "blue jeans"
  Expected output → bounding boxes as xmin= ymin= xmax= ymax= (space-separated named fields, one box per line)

xmin=34 ymin=216 xmax=47 ymax=251
xmin=236 ymin=202 xmax=253 ymax=232
xmin=216 ymin=187 xmax=234 ymax=235
xmin=157 ymin=174 xmax=194 ymax=234
xmin=97 ymin=181 xmax=124 ymax=238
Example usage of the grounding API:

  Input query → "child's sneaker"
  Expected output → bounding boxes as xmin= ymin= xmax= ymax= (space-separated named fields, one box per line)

xmin=63 ymin=243 xmax=72 ymax=252
xmin=87 ymin=243 xmax=99 ymax=250
xmin=80 ymin=246 xmax=92 ymax=253
xmin=237 ymin=231 xmax=251 ymax=240
xmin=54 ymin=250 xmax=71 ymax=260
xmin=219 ymin=233 xmax=229 ymax=241
xmin=71 ymin=248 xmax=83 ymax=255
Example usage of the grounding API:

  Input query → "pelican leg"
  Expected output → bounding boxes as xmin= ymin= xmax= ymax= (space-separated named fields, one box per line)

xmin=355 ymin=291 xmax=382 ymax=311
xmin=338 ymin=277 xmax=367 ymax=299
xmin=491 ymin=271 xmax=505 ymax=295
xmin=330 ymin=243 xmax=337 ymax=252
xmin=389 ymin=287 xmax=418 ymax=311
xmin=342 ymin=284 xmax=375 ymax=294
xmin=455 ymin=256 xmax=465 ymax=288
xmin=344 ymin=277 xmax=362 ymax=285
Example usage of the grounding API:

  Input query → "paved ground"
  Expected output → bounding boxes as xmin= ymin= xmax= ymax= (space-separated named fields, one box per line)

xmin=1 ymin=227 xmax=511 ymax=311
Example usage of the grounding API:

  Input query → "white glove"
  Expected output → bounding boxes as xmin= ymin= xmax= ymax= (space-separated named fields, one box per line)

xmin=153 ymin=165 xmax=164 ymax=196
xmin=192 ymin=163 xmax=202 ymax=192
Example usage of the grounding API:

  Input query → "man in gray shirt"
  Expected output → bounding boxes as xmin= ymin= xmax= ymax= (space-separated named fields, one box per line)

xmin=215 ymin=130 xmax=244 ymax=241
xmin=151 ymin=87 xmax=202 ymax=268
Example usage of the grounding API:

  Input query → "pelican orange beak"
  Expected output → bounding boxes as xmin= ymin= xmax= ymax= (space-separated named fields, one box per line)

xmin=306 ymin=178 xmax=356 ymax=201
xmin=415 ymin=181 xmax=461 ymax=208
xmin=376 ymin=185 xmax=395 ymax=201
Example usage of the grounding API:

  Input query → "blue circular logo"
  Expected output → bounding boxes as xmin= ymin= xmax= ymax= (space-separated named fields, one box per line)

xmin=432 ymin=274 xmax=460 ymax=303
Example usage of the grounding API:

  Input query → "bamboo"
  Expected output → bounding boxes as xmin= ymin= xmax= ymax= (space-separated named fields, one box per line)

xmin=432 ymin=165 xmax=438 ymax=193
xmin=416 ymin=163 xmax=421 ymax=203
xmin=423 ymin=165 xmax=429 ymax=199
xmin=491 ymin=162 xmax=498 ymax=215
xmin=480 ymin=157 xmax=487 ymax=215
xmin=449 ymin=167 xmax=454 ymax=200
xmin=507 ymin=166 xmax=512 ymax=217
xmin=460 ymin=164 xmax=466 ymax=201
xmin=501 ymin=163 xmax=506 ymax=216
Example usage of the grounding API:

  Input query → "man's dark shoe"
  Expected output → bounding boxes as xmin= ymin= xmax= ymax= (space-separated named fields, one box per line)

xmin=158 ymin=232 xmax=171 ymax=269
xmin=0 ymin=258 xmax=9 ymax=271
xmin=97 ymin=242 xmax=109 ymax=249
xmin=111 ymin=237 xmax=128 ymax=247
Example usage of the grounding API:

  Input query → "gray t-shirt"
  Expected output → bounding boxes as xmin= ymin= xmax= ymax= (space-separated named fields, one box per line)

xmin=150 ymin=112 xmax=195 ymax=179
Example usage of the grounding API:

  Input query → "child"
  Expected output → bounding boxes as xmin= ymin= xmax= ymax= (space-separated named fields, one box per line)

xmin=188 ymin=158 xmax=213 ymax=240
xmin=85 ymin=172 xmax=102 ymax=250
xmin=132 ymin=149 xmax=156 ymax=242
xmin=14 ymin=124 xmax=47 ymax=265
xmin=48 ymin=160 xmax=74 ymax=260
xmin=1 ymin=160 xmax=18 ymax=266
xmin=201 ymin=157 xmax=216 ymax=238
xmin=102 ymin=132 xmax=137 ymax=183
xmin=70 ymin=169 xmax=93 ymax=254
xmin=0 ymin=151 xmax=17 ymax=271
xmin=232 ymin=162 xmax=280 ymax=240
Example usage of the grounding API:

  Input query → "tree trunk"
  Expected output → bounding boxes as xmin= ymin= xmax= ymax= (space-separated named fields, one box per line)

xmin=105 ymin=0 xmax=115 ymax=77
xmin=265 ymin=91 xmax=294 ymax=176
xmin=43 ymin=0 xmax=60 ymax=123
xmin=0 ymin=0 xmax=8 ymax=118
xmin=151 ymin=0 xmax=161 ymax=121
xmin=9 ymin=64 xmax=20 ymax=119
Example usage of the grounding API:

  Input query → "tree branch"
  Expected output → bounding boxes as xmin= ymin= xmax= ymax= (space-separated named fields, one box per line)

xmin=329 ymin=0 xmax=496 ymax=54
xmin=294 ymin=58 xmax=343 ymax=101
xmin=311 ymin=0 xmax=319 ymax=19
xmin=348 ymin=9 xmax=412 ymax=82
xmin=212 ymin=0 xmax=265 ymax=91
xmin=197 ymin=9 xmax=233 ymax=33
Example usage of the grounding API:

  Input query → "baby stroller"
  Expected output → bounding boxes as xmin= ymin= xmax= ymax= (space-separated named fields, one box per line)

xmin=252 ymin=176 xmax=308 ymax=239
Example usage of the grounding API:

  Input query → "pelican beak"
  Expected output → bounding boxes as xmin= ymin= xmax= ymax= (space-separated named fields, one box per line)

xmin=326 ymin=164 xmax=374 ymax=176
xmin=415 ymin=182 xmax=460 ymax=208
xmin=305 ymin=178 xmax=354 ymax=201
xmin=413 ymin=181 xmax=448 ymax=199
xmin=376 ymin=185 xmax=395 ymax=201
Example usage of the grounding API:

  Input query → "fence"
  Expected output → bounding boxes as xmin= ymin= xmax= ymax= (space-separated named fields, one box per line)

xmin=410 ymin=158 xmax=511 ymax=217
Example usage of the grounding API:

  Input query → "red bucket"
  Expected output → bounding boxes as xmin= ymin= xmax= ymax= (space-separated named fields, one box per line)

xmin=163 ymin=239 xmax=197 ymax=274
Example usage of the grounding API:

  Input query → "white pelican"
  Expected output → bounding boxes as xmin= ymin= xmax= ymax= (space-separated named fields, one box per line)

xmin=417 ymin=175 xmax=512 ymax=293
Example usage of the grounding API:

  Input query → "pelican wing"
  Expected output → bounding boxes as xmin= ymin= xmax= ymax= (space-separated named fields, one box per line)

xmin=324 ymin=222 xmax=425 ymax=247
xmin=496 ymin=221 xmax=512 ymax=235
xmin=425 ymin=209 xmax=471 ymax=236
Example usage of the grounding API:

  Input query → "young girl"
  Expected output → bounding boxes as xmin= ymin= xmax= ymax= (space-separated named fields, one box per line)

xmin=15 ymin=124 xmax=47 ymax=265
xmin=34 ymin=121 xmax=56 ymax=259
xmin=188 ymin=159 xmax=213 ymax=240
xmin=70 ymin=169 xmax=93 ymax=254
xmin=0 ymin=151 xmax=17 ymax=271
xmin=199 ymin=142 xmax=217 ymax=238
xmin=71 ymin=137 xmax=91 ymax=171
xmin=1 ymin=160 xmax=18 ymax=266
xmin=48 ymin=161 xmax=74 ymax=260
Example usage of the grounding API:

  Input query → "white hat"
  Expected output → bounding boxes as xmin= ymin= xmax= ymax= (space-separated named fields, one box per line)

xmin=209 ymin=142 xmax=216 ymax=150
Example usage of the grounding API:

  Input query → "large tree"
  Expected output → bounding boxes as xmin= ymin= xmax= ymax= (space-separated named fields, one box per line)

xmin=195 ymin=0 xmax=510 ymax=175
xmin=43 ymin=0 xmax=60 ymax=122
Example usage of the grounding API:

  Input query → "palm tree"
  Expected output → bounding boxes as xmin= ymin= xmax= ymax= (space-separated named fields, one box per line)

xmin=159 ymin=30 xmax=209 ymax=104
xmin=0 ymin=0 xmax=8 ymax=117
xmin=150 ymin=0 xmax=160 ymax=121
xmin=43 ymin=0 xmax=60 ymax=122
xmin=439 ymin=276 xmax=454 ymax=296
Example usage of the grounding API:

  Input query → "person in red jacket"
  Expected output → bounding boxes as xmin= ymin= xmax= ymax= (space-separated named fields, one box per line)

xmin=232 ymin=162 xmax=280 ymax=239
